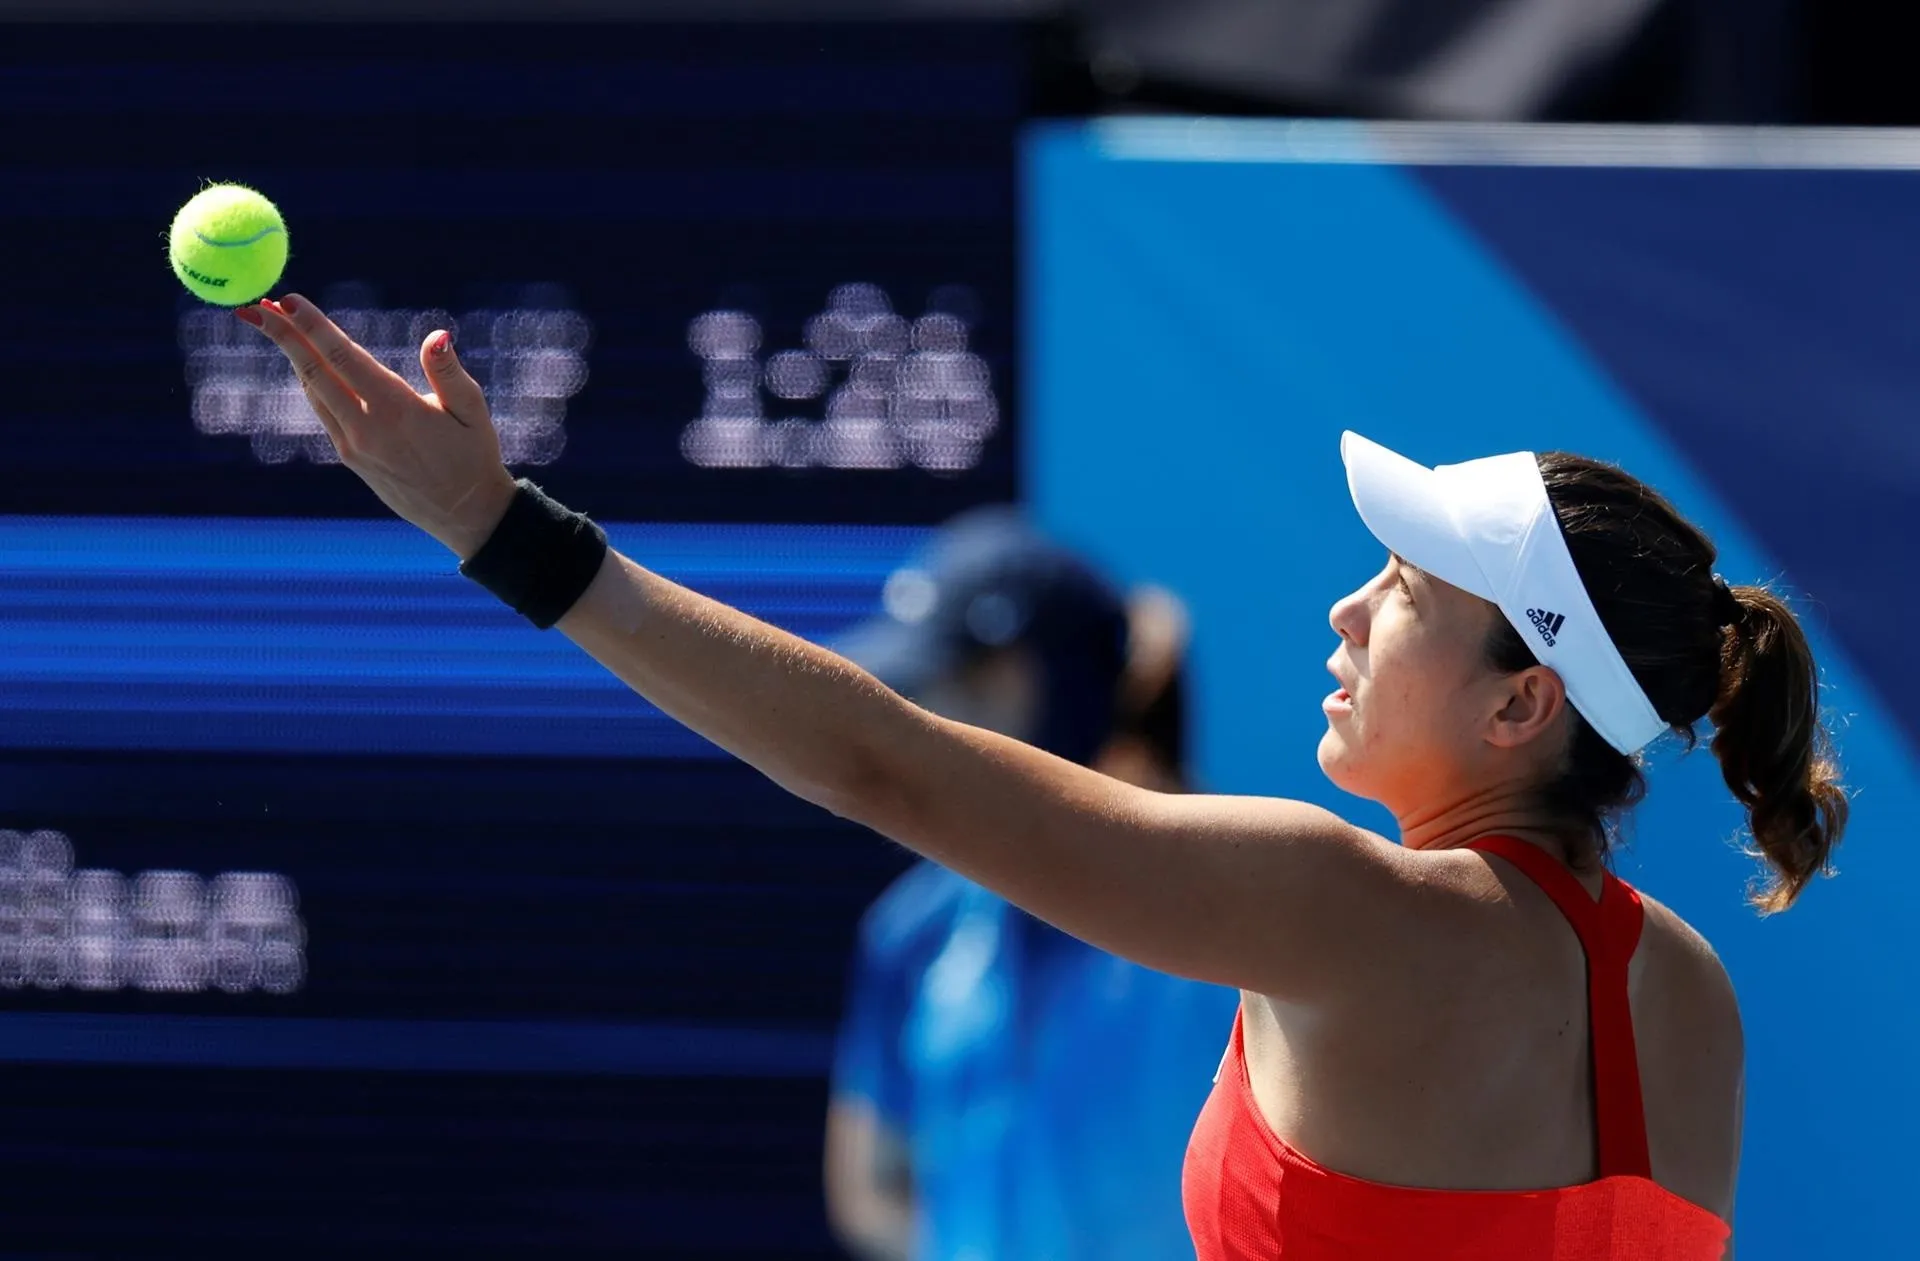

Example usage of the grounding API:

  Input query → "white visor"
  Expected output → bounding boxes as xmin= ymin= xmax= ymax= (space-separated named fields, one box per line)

xmin=1341 ymin=431 xmax=1666 ymax=756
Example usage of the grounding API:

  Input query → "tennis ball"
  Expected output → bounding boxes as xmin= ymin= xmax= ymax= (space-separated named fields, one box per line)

xmin=168 ymin=184 xmax=289 ymax=306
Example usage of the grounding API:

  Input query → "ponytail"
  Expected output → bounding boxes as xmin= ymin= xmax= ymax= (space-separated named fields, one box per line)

xmin=1710 ymin=585 xmax=1849 ymax=913
xmin=1489 ymin=454 xmax=1849 ymax=911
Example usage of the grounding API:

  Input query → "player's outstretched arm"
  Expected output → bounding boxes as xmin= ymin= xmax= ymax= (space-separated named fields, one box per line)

xmin=244 ymin=294 xmax=1438 ymax=1001
xmin=551 ymin=548 xmax=1433 ymax=998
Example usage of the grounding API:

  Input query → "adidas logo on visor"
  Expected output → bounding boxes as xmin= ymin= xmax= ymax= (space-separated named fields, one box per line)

xmin=1527 ymin=608 xmax=1567 ymax=647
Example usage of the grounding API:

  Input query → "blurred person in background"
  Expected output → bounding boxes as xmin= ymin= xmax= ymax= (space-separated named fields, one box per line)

xmin=822 ymin=509 xmax=1237 ymax=1261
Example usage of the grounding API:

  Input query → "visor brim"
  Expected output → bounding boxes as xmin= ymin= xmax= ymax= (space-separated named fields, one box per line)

xmin=1341 ymin=431 xmax=1495 ymax=602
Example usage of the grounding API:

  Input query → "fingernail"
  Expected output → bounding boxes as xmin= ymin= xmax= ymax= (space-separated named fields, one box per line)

xmin=234 ymin=306 xmax=264 ymax=328
xmin=279 ymin=294 xmax=302 ymax=315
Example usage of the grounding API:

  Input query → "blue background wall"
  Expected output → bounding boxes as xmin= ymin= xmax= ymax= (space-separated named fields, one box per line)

xmin=1025 ymin=120 xmax=1920 ymax=1257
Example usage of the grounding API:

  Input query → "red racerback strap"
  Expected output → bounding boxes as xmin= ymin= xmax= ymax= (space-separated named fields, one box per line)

xmin=1466 ymin=835 xmax=1653 ymax=1181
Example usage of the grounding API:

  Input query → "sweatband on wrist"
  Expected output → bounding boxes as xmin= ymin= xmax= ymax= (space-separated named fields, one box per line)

xmin=458 ymin=478 xmax=609 ymax=629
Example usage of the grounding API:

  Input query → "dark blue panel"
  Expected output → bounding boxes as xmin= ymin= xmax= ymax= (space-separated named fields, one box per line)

xmin=0 ymin=1012 xmax=830 ymax=1075
xmin=1416 ymin=165 xmax=1920 ymax=736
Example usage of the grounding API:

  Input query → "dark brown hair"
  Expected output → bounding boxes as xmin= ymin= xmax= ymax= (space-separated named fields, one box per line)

xmin=1484 ymin=453 xmax=1848 ymax=912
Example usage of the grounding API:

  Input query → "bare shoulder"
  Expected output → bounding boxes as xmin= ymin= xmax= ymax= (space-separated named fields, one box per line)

xmin=1133 ymin=792 xmax=1464 ymax=996
xmin=1635 ymin=892 xmax=1744 ymax=1056
xmin=1633 ymin=892 xmax=1745 ymax=1219
xmin=1144 ymin=791 xmax=1412 ymax=883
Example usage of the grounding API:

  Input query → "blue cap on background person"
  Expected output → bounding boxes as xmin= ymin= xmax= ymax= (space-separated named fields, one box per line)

xmin=839 ymin=506 xmax=1130 ymax=768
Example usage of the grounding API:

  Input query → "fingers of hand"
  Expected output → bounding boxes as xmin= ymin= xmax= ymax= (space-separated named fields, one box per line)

xmin=279 ymin=294 xmax=416 ymax=404
xmin=417 ymin=329 xmax=452 ymax=380
xmin=252 ymin=301 xmax=363 ymax=441
xmin=294 ymin=379 xmax=349 ymax=452
xmin=418 ymin=330 xmax=488 ymax=428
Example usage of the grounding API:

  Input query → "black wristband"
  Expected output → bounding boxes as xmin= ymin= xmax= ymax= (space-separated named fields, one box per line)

xmin=458 ymin=479 xmax=609 ymax=629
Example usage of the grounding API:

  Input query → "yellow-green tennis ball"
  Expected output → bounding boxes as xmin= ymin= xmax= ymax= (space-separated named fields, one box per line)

xmin=168 ymin=184 xmax=289 ymax=306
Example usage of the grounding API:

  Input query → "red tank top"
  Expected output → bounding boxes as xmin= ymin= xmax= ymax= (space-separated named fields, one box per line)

xmin=1181 ymin=836 xmax=1732 ymax=1260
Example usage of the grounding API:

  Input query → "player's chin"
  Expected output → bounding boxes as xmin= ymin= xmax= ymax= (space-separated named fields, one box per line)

xmin=1317 ymin=722 xmax=1386 ymax=795
xmin=1314 ymin=728 xmax=1353 ymax=784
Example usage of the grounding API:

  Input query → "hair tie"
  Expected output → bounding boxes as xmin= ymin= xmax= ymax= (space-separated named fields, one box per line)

xmin=1711 ymin=576 xmax=1743 ymax=628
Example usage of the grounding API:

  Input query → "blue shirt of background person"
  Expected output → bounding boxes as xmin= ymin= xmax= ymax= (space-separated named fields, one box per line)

xmin=823 ymin=508 xmax=1240 ymax=1261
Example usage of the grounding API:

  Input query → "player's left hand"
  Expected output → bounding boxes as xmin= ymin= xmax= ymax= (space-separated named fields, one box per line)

xmin=242 ymin=294 xmax=519 ymax=560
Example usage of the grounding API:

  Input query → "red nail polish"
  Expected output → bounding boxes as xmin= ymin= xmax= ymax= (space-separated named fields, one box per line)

xmin=279 ymin=294 xmax=301 ymax=315
xmin=235 ymin=306 xmax=264 ymax=327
